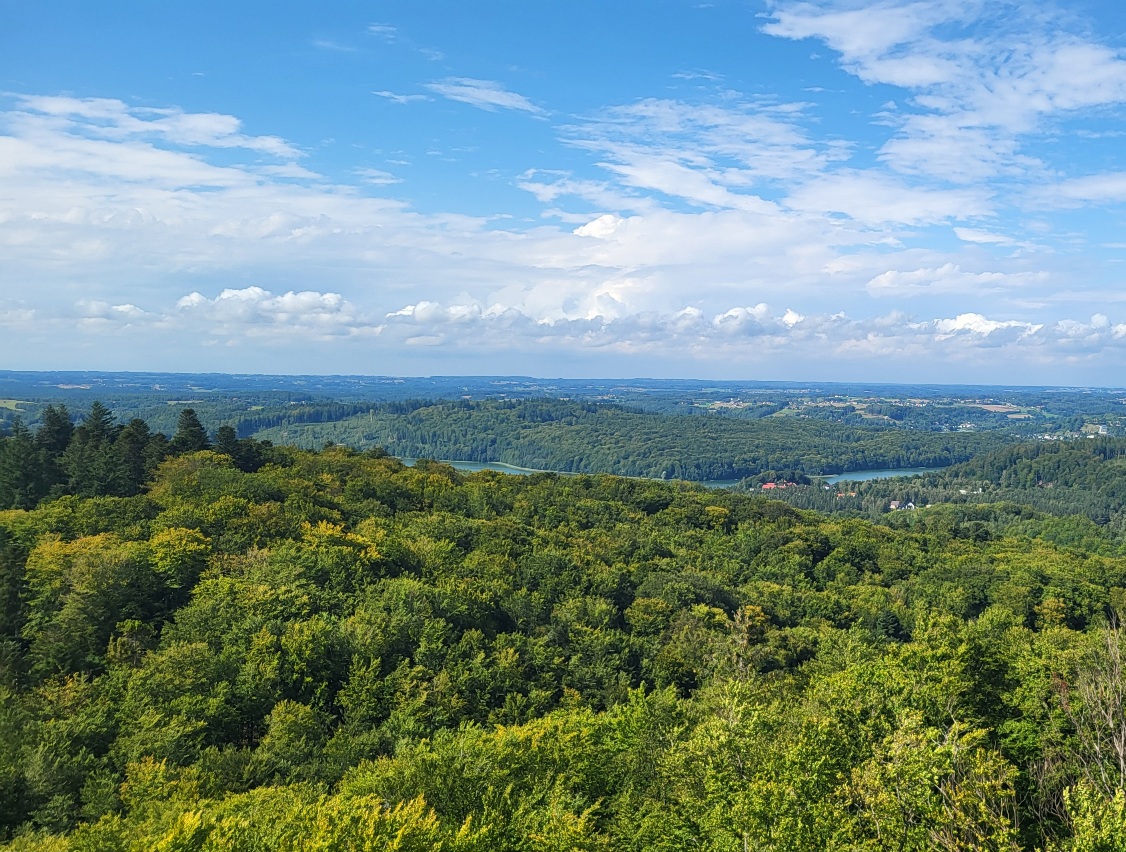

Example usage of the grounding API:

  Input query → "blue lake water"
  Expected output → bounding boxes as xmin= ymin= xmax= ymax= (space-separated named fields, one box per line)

xmin=821 ymin=467 xmax=947 ymax=484
xmin=402 ymin=459 xmax=945 ymax=488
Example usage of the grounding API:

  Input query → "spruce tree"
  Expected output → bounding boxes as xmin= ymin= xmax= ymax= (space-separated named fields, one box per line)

xmin=171 ymin=408 xmax=210 ymax=454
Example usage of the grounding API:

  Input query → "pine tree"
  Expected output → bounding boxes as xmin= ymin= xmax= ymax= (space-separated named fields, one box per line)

xmin=35 ymin=405 xmax=73 ymax=455
xmin=214 ymin=425 xmax=239 ymax=459
xmin=34 ymin=404 xmax=73 ymax=497
xmin=114 ymin=419 xmax=156 ymax=495
xmin=0 ymin=419 xmax=39 ymax=508
xmin=171 ymin=408 xmax=210 ymax=454
xmin=61 ymin=402 xmax=122 ymax=497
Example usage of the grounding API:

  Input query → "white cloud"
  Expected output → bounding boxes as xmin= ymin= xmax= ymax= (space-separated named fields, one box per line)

xmin=867 ymin=263 xmax=1049 ymax=295
xmin=1 ymin=81 xmax=1121 ymax=379
xmin=313 ymin=39 xmax=357 ymax=53
xmin=516 ymin=169 xmax=657 ymax=215
xmin=550 ymin=97 xmax=989 ymax=229
xmin=355 ymin=168 xmax=401 ymax=185
xmin=933 ymin=312 xmax=1041 ymax=338
xmin=763 ymin=2 xmax=949 ymax=73
xmin=21 ymin=287 xmax=383 ymax=355
xmin=786 ymin=170 xmax=989 ymax=225
xmin=77 ymin=300 xmax=153 ymax=321
xmin=573 ymin=214 xmax=624 ymax=238
xmin=372 ymin=90 xmax=429 ymax=104
xmin=0 ymin=301 xmax=37 ymax=328
xmin=380 ymin=300 xmax=816 ymax=350
xmin=1036 ymin=172 xmax=1126 ymax=207
xmin=672 ymin=69 xmax=724 ymax=82
xmin=369 ymin=298 xmax=1126 ymax=374
xmin=15 ymin=95 xmax=301 ymax=158
xmin=177 ymin=286 xmax=357 ymax=324
xmin=168 ymin=287 xmax=379 ymax=342
xmin=764 ymin=0 xmax=1126 ymax=184
xmin=561 ymin=98 xmax=842 ymax=198
xmin=712 ymin=304 xmax=770 ymax=335
xmin=425 ymin=78 xmax=546 ymax=115
xmin=953 ymin=227 xmax=1014 ymax=245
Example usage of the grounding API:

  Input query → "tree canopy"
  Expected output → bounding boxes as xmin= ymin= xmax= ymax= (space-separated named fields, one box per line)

xmin=0 ymin=414 xmax=1125 ymax=848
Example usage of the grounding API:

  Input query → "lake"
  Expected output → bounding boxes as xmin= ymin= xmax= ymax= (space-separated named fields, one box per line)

xmin=821 ymin=467 xmax=947 ymax=484
xmin=402 ymin=459 xmax=946 ymax=488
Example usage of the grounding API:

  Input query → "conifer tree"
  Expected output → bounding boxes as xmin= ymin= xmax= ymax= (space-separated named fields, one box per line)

xmin=170 ymin=408 xmax=210 ymax=454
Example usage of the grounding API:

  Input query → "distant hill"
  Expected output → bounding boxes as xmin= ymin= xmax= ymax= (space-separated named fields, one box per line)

xmin=251 ymin=397 xmax=1007 ymax=481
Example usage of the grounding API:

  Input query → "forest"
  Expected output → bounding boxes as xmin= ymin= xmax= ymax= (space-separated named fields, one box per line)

xmin=3 ymin=405 xmax=1126 ymax=849
xmin=3 ymin=370 xmax=1122 ymax=445
xmin=249 ymin=398 xmax=1006 ymax=482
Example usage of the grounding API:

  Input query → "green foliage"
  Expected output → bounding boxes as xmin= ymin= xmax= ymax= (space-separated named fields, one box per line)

xmin=169 ymin=410 xmax=210 ymax=456
xmin=251 ymin=398 xmax=1003 ymax=481
xmin=1062 ymin=785 xmax=1126 ymax=852
xmin=5 ymin=426 xmax=1126 ymax=849
xmin=0 ymin=403 xmax=274 ymax=512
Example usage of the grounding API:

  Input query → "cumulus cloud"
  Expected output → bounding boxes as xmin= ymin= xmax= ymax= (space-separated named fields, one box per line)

xmin=573 ymin=214 xmax=624 ymax=239
xmin=77 ymin=300 xmax=154 ymax=322
xmin=381 ymin=300 xmax=811 ymax=350
xmin=0 ymin=72 xmax=1121 ymax=379
xmin=386 ymin=300 xmax=488 ymax=325
xmin=174 ymin=287 xmax=373 ymax=338
xmin=368 ymin=298 xmax=1126 ymax=375
xmin=0 ymin=301 xmax=37 ymax=329
xmin=933 ymin=312 xmax=1041 ymax=338
xmin=13 ymin=276 xmax=1126 ymax=380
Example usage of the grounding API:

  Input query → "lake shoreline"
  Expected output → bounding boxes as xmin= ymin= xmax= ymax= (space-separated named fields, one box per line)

xmin=401 ymin=457 xmax=948 ymax=489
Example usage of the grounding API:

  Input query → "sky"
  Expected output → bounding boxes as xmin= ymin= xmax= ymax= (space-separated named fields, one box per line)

xmin=4 ymin=0 xmax=1126 ymax=384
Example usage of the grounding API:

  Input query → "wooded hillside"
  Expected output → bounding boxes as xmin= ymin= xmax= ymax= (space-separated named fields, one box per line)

xmin=1 ymin=412 xmax=1126 ymax=849
xmin=251 ymin=398 xmax=1005 ymax=481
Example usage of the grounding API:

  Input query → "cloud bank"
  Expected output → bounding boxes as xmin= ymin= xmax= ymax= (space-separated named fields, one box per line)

xmin=5 ymin=0 xmax=1126 ymax=381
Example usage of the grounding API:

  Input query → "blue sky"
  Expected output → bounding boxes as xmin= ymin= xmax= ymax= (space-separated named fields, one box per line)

xmin=4 ymin=0 xmax=1126 ymax=384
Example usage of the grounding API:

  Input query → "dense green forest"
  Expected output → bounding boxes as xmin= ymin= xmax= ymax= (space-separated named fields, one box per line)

xmin=4 ymin=406 xmax=1126 ymax=849
xmin=250 ymin=398 xmax=1006 ymax=481
xmin=0 ymin=404 xmax=273 ymax=511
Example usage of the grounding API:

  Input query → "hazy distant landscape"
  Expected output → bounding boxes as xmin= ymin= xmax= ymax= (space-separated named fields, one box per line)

xmin=5 ymin=369 xmax=1120 ymax=483
xmin=6 ymin=368 xmax=1126 ymax=525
